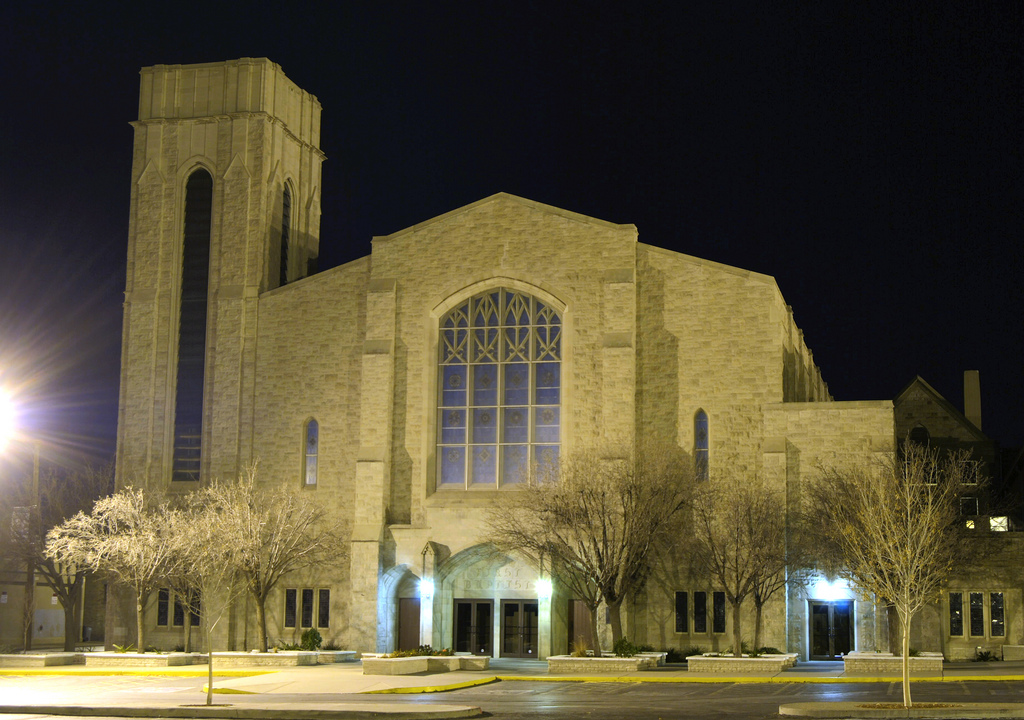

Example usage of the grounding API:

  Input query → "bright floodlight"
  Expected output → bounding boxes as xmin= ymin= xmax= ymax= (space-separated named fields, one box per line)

xmin=0 ymin=389 xmax=15 ymax=453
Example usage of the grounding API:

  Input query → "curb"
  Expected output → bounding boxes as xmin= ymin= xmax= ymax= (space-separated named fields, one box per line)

xmin=0 ymin=705 xmax=483 ymax=720
xmin=0 ymin=669 xmax=271 ymax=678
xmin=363 ymin=677 xmax=500 ymax=694
xmin=779 ymin=701 xmax=1024 ymax=718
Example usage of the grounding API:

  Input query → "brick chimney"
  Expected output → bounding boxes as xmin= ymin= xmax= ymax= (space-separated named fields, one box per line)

xmin=964 ymin=370 xmax=982 ymax=431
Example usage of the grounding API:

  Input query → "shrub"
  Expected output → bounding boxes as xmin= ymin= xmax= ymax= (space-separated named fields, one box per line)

xmin=112 ymin=643 xmax=135 ymax=653
xmin=679 ymin=645 xmax=705 ymax=660
xmin=321 ymin=640 xmax=342 ymax=651
xmin=908 ymin=647 xmax=920 ymax=657
xmin=975 ymin=650 xmax=1000 ymax=662
xmin=758 ymin=646 xmax=782 ymax=655
xmin=301 ymin=628 xmax=323 ymax=651
xmin=276 ymin=642 xmax=302 ymax=651
xmin=613 ymin=636 xmax=638 ymax=658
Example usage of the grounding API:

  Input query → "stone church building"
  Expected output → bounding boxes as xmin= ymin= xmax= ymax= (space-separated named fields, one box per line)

xmin=110 ymin=57 xmax=1020 ymax=660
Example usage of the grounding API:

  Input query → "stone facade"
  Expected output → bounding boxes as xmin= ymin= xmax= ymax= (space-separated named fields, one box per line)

xmin=109 ymin=58 xmax=1020 ymax=662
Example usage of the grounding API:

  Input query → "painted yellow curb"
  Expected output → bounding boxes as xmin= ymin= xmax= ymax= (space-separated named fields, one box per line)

xmin=364 ymin=677 xmax=500 ymax=694
xmin=201 ymin=686 xmax=258 ymax=694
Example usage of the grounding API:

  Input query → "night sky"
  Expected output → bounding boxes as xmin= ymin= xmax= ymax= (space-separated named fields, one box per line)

xmin=1 ymin=2 xmax=1020 ymax=470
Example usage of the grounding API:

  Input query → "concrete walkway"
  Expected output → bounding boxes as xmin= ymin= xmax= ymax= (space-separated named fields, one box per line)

xmin=2 ymin=658 xmax=1024 ymax=719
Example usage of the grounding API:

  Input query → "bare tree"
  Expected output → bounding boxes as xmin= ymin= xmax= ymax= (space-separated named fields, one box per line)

xmin=200 ymin=465 xmax=346 ymax=653
xmin=805 ymin=443 xmax=978 ymax=708
xmin=691 ymin=473 xmax=791 ymax=656
xmin=0 ymin=464 xmax=112 ymax=650
xmin=487 ymin=443 xmax=691 ymax=648
xmin=45 ymin=487 xmax=174 ymax=651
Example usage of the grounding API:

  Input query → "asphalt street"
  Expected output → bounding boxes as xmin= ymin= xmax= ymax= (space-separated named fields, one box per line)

xmin=3 ymin=674 xmax=1024 ymax=720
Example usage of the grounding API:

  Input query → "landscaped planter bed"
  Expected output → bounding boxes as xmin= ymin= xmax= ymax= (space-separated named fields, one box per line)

xmin=547 ymin=655 xmax=658 ymax=673
xmin=0 ymin=653 xmax=82 ymax=667
xmin=361 ymin=655 xmax=490 ymax=675
xmin=687 ymin=654 xmax=798 ymax=673
xmin=843 ymin=651 xmax=943 ymax=674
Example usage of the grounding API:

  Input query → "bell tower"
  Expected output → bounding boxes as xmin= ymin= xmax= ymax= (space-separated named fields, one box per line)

xmin=116 ymin=58 xmax=324 ymax=488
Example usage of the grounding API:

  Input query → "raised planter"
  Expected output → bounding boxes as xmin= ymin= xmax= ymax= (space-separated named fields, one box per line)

xmin=209 ymin=651 xmax=317 ymax=667
xmin=1002 ymin=645 xmax=1024 ymax=661
xmin=0 ymin=653 xmax=82 ymax=667
xmin=687 ymin=653 xmax=798 ymax=673
xmin=547 ymin=655 xmax=658 ymax=673
xmin=843 ymin=651 xmax=943 ymax=674
xmin=84 ymin=652 xmax=200 ymax=667
xmin=317 ymin=650 xmax=358 ymax=663
xmin=361 ymin=655 xmax=490 ymax=675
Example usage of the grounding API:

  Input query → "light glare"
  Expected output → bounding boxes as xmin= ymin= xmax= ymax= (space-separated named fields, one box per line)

xmin=0 ymin=389 xmax=16 ymax=453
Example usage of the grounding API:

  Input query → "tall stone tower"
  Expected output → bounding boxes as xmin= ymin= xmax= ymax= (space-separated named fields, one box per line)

xmin=116 ymin=58 xmax=324 ymax=490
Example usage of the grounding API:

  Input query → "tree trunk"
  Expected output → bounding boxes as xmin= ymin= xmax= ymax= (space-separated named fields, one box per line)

xmin=63 ymin=599 xmax=77 ymax=652
xmin=184 ymin=612 xmax=193 ymax=653
xmin=588 ymin=602 xmax=601 ymax=654
xmin=901 ymin=613 xmax=912 ymax=708
xmin=136 ymin=597 xmax=145 ymax=651
xmin=753 ymin=602 xmax=763 ymax=652
xmin=206 ymin=625 xmax=215 ymax=706
xmin=23 ymin=561 xmax=35 ymax=651
xmin=607 ymin=597 xmax=624 ymax=646
xmin=255 ymin=595 xmax=268 ymax=652
xmin=731 ymin=600 xmax=743 ymax=656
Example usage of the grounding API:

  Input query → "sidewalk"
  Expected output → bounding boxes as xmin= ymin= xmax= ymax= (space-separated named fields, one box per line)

xmin=2 ymin=658 xmax=1024 ymax=719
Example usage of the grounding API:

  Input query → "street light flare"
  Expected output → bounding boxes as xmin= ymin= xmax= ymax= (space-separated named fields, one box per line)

xmin=0 ymin=388 xmax=16 ymax=453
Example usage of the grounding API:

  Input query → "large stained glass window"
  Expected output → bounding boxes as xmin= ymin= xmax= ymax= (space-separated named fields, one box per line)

xmin=438 ymin=288 xmax=561 ymax=489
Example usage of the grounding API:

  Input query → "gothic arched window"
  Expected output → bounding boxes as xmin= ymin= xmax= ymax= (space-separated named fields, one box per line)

xmin=694 ymin=410 xmax=709 ymax=482
xmin=437 ymin=288 xmax=561 ymax=489
xmin=172 ymin=169 xmax=213 ymax=481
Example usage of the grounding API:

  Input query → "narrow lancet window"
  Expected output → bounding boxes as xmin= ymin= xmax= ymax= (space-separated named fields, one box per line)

xmin=304 ymin=419 xmax=319 ymax=486
xmin=280 ymin=184 xmax=292 ymax=287
xmin=172 ymin=169 xmax=213 ymax=481
xmin=694 ymin=410 xmax=709 ymax=482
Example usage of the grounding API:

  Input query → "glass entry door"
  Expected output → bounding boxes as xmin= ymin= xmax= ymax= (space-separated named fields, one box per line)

xmin=500 ymin=600 xmax=539 ymax=657
xmin=809 ymin=600 xmax=854 ymax=659
xmin=454 ymin=600 xmax=493 ymax=656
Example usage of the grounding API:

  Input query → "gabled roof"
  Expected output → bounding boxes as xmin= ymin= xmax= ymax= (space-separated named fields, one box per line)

xmin=894 ymin=376 xmax=989 ymax=442
xmin=372 ymin=192 xmax=637 ymax=243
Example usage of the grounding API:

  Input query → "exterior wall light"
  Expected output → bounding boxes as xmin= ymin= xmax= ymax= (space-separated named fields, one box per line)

xmin=537 ymin=578 xmax=553 ymax=599
xmin=419 ymin=579 xmax=434 ymax=599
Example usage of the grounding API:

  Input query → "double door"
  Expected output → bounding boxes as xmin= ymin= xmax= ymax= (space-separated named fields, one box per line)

xmin=810 ymin=600 xmax=854 ymax=659
xmin=453 ymin=599 xmax=538 ymax=657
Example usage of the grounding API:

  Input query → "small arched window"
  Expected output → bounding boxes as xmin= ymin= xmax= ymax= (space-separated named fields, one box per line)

xmin=304 ymin=419 xmax=318 ymax=486
xmin=909 ymin=425 xmax=930 ymax=447
xmin=694 ymin=410 xmax=709 ymax=482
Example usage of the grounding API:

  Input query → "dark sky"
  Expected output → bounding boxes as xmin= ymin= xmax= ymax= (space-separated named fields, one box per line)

xmin=0 ymin=2 xmax=1020 ymax=469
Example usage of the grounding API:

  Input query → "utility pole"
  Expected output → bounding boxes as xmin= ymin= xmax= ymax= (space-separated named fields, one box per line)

xmin=22 ymin=443 xmax=39 ymax=651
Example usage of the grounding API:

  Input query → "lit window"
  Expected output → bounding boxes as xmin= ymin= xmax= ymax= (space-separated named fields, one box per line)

xmin=437 ymin=288 xmax=560 ymax=489
xmin=304 ymin=419 xmax=319 ymax=486
xmin=949 ymin=592 xmax=963 ymax=636
xmin=969 ymin=592 xmax=984 ymax=636
xmin=694 ymin=411 xmax=709 ymax=482
xmin=991 ymin=516 xmax=1009 ymax=532
xmin=991 ymin=593 xmax=1005 ymax=637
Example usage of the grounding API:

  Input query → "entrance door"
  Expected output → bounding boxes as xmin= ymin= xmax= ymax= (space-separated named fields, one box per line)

xmin=500 ymin=600 xmax=539 ymax=657
xmin=809 ymin=600 xmax=854 ymax=659
xmin=453 ymin=600 xmax=493 ymax=656
xmin=397 ymin=598 xmax=420 ymax=651
xmin=567 ymin=600 xmax=596 ymax=654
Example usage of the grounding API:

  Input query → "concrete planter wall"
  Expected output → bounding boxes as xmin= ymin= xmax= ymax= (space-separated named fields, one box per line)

xmin=0 ymin=653 xmax=82 ymax=667
xmin=361 ymin=655 xmax=490 ymax=675
xmin=210 ymin=651 xmax=318 ymax=667
xmin=84 ymin=652 xmax=200 ymax=667
xmin=317 ymin=650 xmax=357 ymax=663
xmin=686 ymin=654 xmax=798 ymax=673
xmin=547 ymin=655 xmax=658 ymax=673
xmin=843 ymin=651 xmax=943 ymax=674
